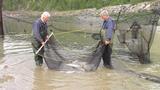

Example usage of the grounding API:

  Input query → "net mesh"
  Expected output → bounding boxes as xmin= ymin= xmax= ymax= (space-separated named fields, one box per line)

xmin=44 ymin=36 xmax=105 ymax=71
xmin=117 ymin=7 xmax=160 ymax=63
xmin=3 ymin=5 xmax=160 ymax=71
xmin=3 ymin=13 xmax=106 ymax=71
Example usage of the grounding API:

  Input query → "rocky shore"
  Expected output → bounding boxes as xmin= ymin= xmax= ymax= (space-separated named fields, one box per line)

xmin=3 ymin=0 xmax=160 ymax=17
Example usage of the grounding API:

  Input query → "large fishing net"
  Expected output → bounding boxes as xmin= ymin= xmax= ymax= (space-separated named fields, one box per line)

xmin=3 ymin=3 xmax=160 ymax=71
xmin=43 ymin=35 xmax=105 ymax=71
xmin=3 ymin=13 xmax=106 ymax=71
xmin=117 ymin=6 xmax=160 ymax=64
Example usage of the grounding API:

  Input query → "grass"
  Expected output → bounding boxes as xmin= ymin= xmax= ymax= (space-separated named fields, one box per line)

xmin=3 ymin=0 xmax=153 ymax=11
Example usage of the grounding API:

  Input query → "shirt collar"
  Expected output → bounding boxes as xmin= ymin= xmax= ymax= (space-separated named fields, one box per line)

xmin=39 ymin=18 xmax=46 ymax=25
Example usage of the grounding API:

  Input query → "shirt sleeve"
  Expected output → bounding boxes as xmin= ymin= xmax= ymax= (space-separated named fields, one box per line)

xmin=33 ymin=22 xmax=43 ymax=42
xmin=106 ymin=20 xmax=114 ymax=40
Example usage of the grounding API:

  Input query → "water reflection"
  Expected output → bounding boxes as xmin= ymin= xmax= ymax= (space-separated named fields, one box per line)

xmin=33 ymin=68 xmax=52 ymax=90
xmin=33 ymin=67 xmax=112 ymax=90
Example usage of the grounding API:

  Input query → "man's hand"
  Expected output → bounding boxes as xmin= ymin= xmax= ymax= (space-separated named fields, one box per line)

xmin=41 ymin=41 xmax=45 ymax=45
xmin=46 ymin=35 xmax=49 ymax=39
xmin=104 ymin=40 xmax=110 ymax=45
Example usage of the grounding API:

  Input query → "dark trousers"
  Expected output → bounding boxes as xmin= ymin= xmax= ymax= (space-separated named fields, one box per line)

xmin=102 ymin=44 xmax=112 ymax=66
xmin=32 ymin=38 xmax=44 ymax=65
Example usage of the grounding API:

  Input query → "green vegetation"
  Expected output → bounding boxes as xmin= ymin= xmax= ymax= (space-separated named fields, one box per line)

xmin=3 ymin=0 xmax=152 ymax=11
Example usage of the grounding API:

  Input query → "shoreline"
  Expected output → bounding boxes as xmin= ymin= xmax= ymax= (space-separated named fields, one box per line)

xmin=3 ymin=0 xmax=159 ymax=17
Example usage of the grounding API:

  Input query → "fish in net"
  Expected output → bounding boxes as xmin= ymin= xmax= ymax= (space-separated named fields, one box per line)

xmin=43 ymin=34 xmax=106 ymax=71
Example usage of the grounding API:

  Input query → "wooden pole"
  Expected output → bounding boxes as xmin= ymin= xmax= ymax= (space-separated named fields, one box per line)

xmin=36 ymin=32 xmax=53 ymax=54
xmin=0 ymin=0 xmax=4 ymax=37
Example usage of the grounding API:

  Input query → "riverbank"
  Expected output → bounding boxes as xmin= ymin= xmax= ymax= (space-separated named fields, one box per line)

xmin=3 ymin=0 xmax=160 ymax=17
xmin=3 ymin=0 xmax=152 ymax=11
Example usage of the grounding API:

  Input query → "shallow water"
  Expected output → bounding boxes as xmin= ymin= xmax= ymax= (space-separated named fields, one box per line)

xmin=0 ymin=15 xmax=160 ymax=90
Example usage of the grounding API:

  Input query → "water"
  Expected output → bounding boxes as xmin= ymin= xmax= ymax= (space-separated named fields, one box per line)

xmin=0 ymin=15 xmax=160 ymax=90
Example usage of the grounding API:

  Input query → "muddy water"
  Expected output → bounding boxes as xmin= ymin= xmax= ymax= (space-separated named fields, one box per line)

xmin=0 ymin=16 xmax=160 ymax=90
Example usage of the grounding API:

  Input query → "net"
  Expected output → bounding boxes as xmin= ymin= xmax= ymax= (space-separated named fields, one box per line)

xmin=3 ymin=5 xmax=160 ymax=71
xmin=44 ymin=35 xmax=105 ymax=71
xmin=3 ymin=13 xmax=106 ymax=71
xmin=117 ymin=7 xmax=160 ymax=63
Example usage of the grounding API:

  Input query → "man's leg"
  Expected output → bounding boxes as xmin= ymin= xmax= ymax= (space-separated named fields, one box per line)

xmin=34 ymin=54 xmax=43 ymax=66
xmin=32 ymin=38 xmax=44 ymax=66
xmin=102 ymin=45 xmax=112 ymax=68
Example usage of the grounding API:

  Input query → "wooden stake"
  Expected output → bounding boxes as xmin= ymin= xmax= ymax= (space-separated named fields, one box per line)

xmin=0 ymin=0 xmax=4 ymax=37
